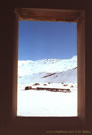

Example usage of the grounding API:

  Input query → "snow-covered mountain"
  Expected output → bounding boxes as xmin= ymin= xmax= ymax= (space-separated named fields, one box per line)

xmin=17 ymin=56 xmax=78 ymax=117
xmin=18 ymin=56 xmax=77 ymax=84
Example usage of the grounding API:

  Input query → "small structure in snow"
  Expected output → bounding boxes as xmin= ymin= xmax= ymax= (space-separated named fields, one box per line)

xmin=25 ymin=86 xmax=32 ymax=90
xmin=25 ymin=86 xmax=71 ymax=93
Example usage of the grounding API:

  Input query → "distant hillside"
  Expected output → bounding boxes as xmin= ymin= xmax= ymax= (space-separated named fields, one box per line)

xmin=18 ymin=56 xmax=77 ymax=84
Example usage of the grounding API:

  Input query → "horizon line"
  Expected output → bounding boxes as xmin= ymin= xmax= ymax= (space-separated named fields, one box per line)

xmin=18 ymin=55 xmax=77 ymax=61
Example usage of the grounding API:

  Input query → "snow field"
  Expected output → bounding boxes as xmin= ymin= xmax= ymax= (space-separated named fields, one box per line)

xmin=17 ymin=83 xmax=77 ymax=117
xmin=17 ymin=56 xmax=77 ymax=117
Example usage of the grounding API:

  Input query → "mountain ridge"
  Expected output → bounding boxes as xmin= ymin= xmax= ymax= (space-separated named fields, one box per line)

xmin=18 ymin=56 xmax=77 ymax=77
xmin=18 ymin=56 xmax=77 ymax=84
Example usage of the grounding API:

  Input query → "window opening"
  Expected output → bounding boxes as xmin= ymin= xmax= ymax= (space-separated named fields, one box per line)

xmin=17 ymin=20 xmax=77 ymax=117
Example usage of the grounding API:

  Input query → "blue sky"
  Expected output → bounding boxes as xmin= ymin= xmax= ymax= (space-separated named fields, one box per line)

xmin=18 ymin=21 xmax=77 ymax=60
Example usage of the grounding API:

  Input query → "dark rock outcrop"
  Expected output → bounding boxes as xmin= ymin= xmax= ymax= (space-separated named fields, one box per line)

xmin=33 ymin=83 xmax=40 ymax=86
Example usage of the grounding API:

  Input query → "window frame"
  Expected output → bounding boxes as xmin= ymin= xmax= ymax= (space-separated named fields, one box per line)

xmin=11 ymin=8 xmax=85 ymax=128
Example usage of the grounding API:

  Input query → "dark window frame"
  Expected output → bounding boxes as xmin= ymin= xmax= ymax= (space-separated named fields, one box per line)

xmin=11 ymin=8 xmax=85 ymax=128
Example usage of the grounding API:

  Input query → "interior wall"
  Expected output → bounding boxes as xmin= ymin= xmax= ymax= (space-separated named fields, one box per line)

xmin=0 ymin=0 xmax=92 ymax=134
xmin=0 ymin=8 xmax=15 ymax=127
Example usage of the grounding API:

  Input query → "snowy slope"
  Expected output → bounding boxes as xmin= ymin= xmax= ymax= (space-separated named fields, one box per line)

xmin=17 ymin=56 xmax=77 ymax=117
xmin=18 ymin=67 xmax=77 ymax=84
xmin=18 ymin=56 xmax=77 ymax=85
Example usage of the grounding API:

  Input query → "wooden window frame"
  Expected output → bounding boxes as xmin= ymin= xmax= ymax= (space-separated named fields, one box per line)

xmin=11 ymin=8 xmax=85 ymax=128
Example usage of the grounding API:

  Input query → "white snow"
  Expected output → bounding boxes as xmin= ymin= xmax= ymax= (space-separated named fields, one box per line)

xmin=17 ymin=87 xmax=77 ymax=117
xmin=17 ymin=56 xmax=78 ymax=117
xmin=18 ymin=67 xmax=77 ymax=84
xmin=18 ymin=56 xmax=77 ymax=77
